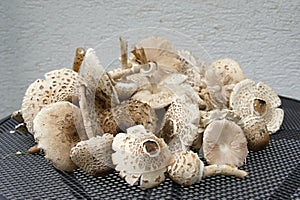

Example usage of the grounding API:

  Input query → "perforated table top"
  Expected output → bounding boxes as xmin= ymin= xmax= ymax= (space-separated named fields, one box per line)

xmin=0 ymin=96 xmax=299 ymax=199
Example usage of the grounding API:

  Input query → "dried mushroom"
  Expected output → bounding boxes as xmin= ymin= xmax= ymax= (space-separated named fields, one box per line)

xmin=158 ymin=97 xmax=200 ymax=151
xmin=242 ymin=116 xmax=270 ymax=151
xmin=112 ymin=125 xmax=171 ymax=188
xmin=168 ymin=150 xmax=248 ymax=186
xmin=21 ymin=68 xmax=84 ymax=133
xmin=230 ymin=79 xmax=284 ymax=133
xmin=16 ymin=36 xmax=285 ymax=189
xmin=33 ymin=101 xmax=85 ymax=171
xmin=70 ymin=134 xmax=114 ymax=176
xmin=203 ymin=119 xmax=248 ymax=167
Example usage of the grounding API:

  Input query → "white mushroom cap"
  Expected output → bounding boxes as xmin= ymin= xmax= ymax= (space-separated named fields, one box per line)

xmin=112 ymin=125 xmax=171 ymax=188
xmin=208 ymin=58 xmax=246 ymax=84
xmin=33 ymin=101 xmax=85 ymax=172
xmin=167 ymin=150 xmax=204 ymax=186
xmin=70 ymin=134 xmax=114 ymax=176
xmin=242 ymin=116 xmax=270 ymax=151
xmin=22 ymin=68 xmax=85 ymax=133
xmin=230 ymin=79 xmax=284 ymax=133
xmin=203 ymin=119 xmax=248 ymax=167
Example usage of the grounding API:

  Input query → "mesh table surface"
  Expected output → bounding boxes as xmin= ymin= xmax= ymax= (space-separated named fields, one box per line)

xmin=0 ymin=96 xmax=299 ymax=199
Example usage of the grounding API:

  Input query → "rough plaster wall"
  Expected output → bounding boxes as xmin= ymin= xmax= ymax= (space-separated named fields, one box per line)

xmin=0 ymin=0 xmax=299 ymax=118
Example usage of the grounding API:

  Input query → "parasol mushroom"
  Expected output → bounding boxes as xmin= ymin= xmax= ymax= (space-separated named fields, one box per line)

xmin=21 ymin=68 xmax=85 ymax=133
xmin=112 ymin=125 xmax=171 ymax=188
xmin=167 ymin=150 xmax=248 ymax=186
xmin=242 ymin=116 xmax=270 ymax=151
xmin=202 ymin=119 xmax=248 ymax=167
xmin=158 ymin=97 xmax=200 ymax=151
xmin=70 ymin=134 xmax=114 ymax=176
xmin=33 ymin=101 xmax=86 ymax=172
xmin=230 ymin=79 xmax=284 ymax=133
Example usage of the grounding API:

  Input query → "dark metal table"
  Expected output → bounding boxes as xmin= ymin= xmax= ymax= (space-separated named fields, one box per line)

xmin=0 ymin=96 xmax=299 ymax=199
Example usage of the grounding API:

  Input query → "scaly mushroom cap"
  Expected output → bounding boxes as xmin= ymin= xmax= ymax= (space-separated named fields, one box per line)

xmin=158 ymin=97 xmax=200 ymax=150
xmin=22 ymin=68 xmax=85 ymax=133
xmin=112 ymin=125 xmax=171 ymax=188
xmin=230 ymin=79 xmax=284 ymax=133
xmin=97 ymin=99 xmax=157 ymax=135
xmin=208 ymin=58 xmax=246 ymax=84
xmin=167 ymin=150 xmax=204 ymax=186
xmin=33 ymin=101 xmax=85 ymax=171
xmin=70 ymin=134 xmax=114 ymax=176
xmin=131 ymin=36 xmax=181 ymax=71
xmin=44 ymin=68 xmax=85 ymax=102
xmin=203 ymin=119 xmax=248 ymax=167
xmin=242 ymin=116 xmax=270 ymax=151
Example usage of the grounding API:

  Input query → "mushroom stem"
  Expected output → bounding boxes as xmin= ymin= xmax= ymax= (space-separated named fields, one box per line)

xmin=72 ymin=47 xmax=86 ymax=73
xmin=120 ymin=37 xmax=129 ymax=69
xmin=78 ymin=84 xmax=96 ymax=139
xmin=203 ymin=164 xmax=248 ymax=179
xmin=107 ymin=63 xmax=149 ymax=80
xmin=27 ymin=145 xmax=40 ymax=154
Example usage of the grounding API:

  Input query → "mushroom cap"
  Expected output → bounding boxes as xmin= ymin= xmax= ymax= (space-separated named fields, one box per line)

xmin=21 ymin=68 xmax=85 ymax=133
xmin=112 ymin=125 xmax=171 ymax=188
xmin=203 ymin=119 xmax=248 ymax=167
xmin=83 ymin=48 xmax=119 ymax=109
xmin=230 ymin=79 xmax=284 ymax=133
xmin=33 ymin=101 xmax=85 ymax=171
xmin=21 ymin=79 xmax=53 ymax=133
xmin=132 ymin=36 xmax=181 ymax=71
xmin=158 ymin=97 xmax=200 ymax=150
xmin=167 ymin=150 xmax=204 ymax=186
xmin=44 ymin=68 xmax=85 ymax=102
xmin=70 ymin=134 xmax=114 ymax=176
xmin=208 ymin=58 xmax=246 ymax=84
xmin=97 ymin=99 xmax=157 ymax=135
xmin=242 ymin=116 xmax=270 ymax=151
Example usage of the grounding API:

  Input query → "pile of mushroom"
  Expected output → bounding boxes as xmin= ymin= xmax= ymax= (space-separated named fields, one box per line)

xmin=12 ymin=36 xmax=284 ymax=189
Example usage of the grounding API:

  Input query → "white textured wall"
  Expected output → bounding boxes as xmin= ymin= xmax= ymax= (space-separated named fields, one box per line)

xmin=0 ymin=0 xmax=299 ymax=118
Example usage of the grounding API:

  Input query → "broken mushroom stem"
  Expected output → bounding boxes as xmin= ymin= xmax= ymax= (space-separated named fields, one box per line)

xmin=107 ymin=62 xmax=157 ymax=82
xmin=203 ymin=164 xmax=248 ymax=179
xmin=119 ymin=37 xmax=129 ymax=69
xmin=72 ymin=47 xmax=86 ymax=73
